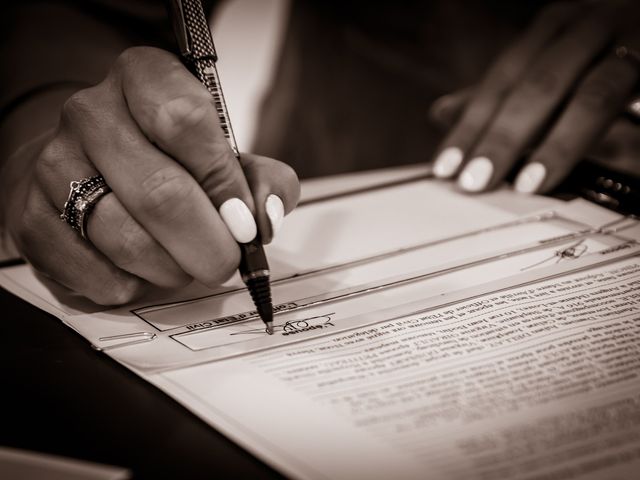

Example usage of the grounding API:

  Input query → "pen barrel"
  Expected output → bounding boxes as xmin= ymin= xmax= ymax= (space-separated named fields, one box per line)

xmin=244 ymin=275 xmax=273 ymax=323
xmin=239 ymin=238 xmax=270 ymax=284
xmin=239 ymin=238 xmax=273 ymax=323
xmin=167 ymin=0 xmax=274 ymax=325
xmin=169 ymin=0 xmax=240 ymax=157
xmin=192 ymin=58 xmax=240 ymax=157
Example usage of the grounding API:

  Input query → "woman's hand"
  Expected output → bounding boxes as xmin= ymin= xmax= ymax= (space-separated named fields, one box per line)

xmin=430 ymin=0 xmax=640 ymax=194
xmin=0 ymin=47 xmax=300 ymax=305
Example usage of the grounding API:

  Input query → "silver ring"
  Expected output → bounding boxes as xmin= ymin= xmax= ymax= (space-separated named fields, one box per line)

xmin=60 ymin=174 xmax=111 ymax=240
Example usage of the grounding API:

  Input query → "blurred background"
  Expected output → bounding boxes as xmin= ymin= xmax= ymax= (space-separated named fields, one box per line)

xmin=211 ymin=0 xmax=289 ymax=150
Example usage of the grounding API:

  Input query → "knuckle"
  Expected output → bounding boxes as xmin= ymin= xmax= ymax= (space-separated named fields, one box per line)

xmin=151 ymin=93 xmax=213 ymax=140
xmin=34 ymin=140 xmax=65 ymax=185
xmin=114 ymin=46 xmax=148 ymax=73
xmin=60 ymin=88 xmax=98 ymax=126
xmin=139 ymin=168 xmax=196 ymax=220
xmin=198 ymin=149 xmax=240 ymax=197
xmin=115 ymin=46 xmax=176 ymax=71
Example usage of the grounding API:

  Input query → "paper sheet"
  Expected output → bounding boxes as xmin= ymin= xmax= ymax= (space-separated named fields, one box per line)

xmin=1 ymin=179 xmax=639 ymax=479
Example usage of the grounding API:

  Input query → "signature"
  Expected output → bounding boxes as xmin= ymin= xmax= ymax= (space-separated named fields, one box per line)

xmin=521 ymin=239 xmax=588 ymax=271
xmin=230 ymin=313 xmax=336 ymax=336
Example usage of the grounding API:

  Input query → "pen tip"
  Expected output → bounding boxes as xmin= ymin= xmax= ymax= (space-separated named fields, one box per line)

xmin=266 ymin=322 xmax=274 ymax=335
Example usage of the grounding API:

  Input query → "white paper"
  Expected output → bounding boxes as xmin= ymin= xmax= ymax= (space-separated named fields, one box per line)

xmin=1 ymin=179 xmax=639 ymax=480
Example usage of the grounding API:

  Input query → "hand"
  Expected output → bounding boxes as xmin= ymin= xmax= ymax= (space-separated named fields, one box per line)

xmin=0 ymin=47 xmax=300 ymax=305
xmin=430 ymin=0 xmax=640 ymax=194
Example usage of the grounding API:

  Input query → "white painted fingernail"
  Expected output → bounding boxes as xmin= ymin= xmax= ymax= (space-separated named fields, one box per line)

xmin=219 ymin=198 xmax=257 ymax=243
xmin=515 ymin=162 xmax=546 ymax=194
xmin=433 ymin=147 xmax=463 ymax=178
xmin=265 ymin=194 xmax=285 ymax=236
xmin=459 ymin=157 xmax=493 ymax=192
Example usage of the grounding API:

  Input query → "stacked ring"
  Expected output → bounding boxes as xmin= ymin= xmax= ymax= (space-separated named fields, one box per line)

xmin=60 ymin=174 xmax=111 ymax=240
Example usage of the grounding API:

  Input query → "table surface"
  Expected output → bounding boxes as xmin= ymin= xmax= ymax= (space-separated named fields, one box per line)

xmin=0 ymin=286 xmax=286 ymax=479
xmin=0 ymin=166 xmax=561 ymax=480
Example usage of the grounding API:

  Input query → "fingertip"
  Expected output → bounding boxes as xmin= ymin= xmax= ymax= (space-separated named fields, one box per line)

xmin=240 ymin=153 xmax=300 ymax=243
xmin=433 ymin=147 xmax=464 ymax=178
xmin=458 ymin=157 xmax=493 ymax=192
xmin=251 ymin=193 xmax=285 ymax=245
xmin=265 ymin=194 xmax=285 ymax=241
xmin=514 ymin=162 xmax=547 ymax=194
xmin=219 ymin=198 xmax=257 ymax=244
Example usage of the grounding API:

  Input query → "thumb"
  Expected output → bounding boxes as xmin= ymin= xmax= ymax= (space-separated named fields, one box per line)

xmin=241 ymin=153 xmax=300 ymax=244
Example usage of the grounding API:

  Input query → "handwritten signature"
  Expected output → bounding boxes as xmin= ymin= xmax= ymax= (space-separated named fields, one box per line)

xmin=521 ymin=239 xmax=588 ymax=271
xmin=230 ymin=313 xmax=336 ymax=336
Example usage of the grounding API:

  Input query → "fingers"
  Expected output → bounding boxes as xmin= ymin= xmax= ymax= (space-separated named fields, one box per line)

xmin=15 ymin=45 xmax=302 ymax=304
xmin=34 ymin=134 xmax=192 ymax=289
xmin=59 ymin=85 xmax=240 ymax=286
xmin=8 ymin=45 xmax=302 ymax=305
xmin=14 ymin=187 xmax=147 ymax=305
xmin=240 ymin=153 xmax=300 ymax=244
xmin=515 ymin=53 xmax=640 ymax=193
xmin=118 ymin=47 xmax=267 ymax=250
xmin=432 ymin=2 xmax=580 ymax=179
xmin=117 ymin=48 xmax=256 ymax=212
xmin=458 ymin=11 xmax=613 ymax=192
xmin=88 ymin=195 xmax=191 ymax=288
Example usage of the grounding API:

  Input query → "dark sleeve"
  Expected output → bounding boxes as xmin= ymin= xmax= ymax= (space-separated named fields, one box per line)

xmin=0 ymin=0 xmax=221 ymax=163
xmin=0 ymin=0 xmax=179 ymax=122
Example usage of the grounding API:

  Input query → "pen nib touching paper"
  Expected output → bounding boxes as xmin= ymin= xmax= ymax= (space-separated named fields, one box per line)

xmin=230 ymin=314 xmax=335 ymax=336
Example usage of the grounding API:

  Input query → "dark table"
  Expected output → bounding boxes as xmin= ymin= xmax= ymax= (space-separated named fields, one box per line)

xmin=0 ymin=284 xmax=285 ymax=480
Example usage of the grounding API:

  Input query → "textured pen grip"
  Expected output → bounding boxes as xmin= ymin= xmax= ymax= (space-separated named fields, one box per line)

xmin=181 ymin=0 xmax=217 ymax=60
xmin=181 ymin=0 xmax=240 ymax=156
xmin=239 ymin=238 xmax=270 ymax=282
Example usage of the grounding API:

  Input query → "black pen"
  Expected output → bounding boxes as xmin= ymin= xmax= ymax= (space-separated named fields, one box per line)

xmin=166 ymin=0 xmax=274 ymax=334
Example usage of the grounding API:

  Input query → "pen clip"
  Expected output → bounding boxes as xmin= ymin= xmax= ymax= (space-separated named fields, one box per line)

xmin=166 ymin=0 xmax=218 ymax=61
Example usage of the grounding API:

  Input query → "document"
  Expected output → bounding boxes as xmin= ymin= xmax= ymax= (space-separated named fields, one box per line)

xmin=1 ymin=178 xmax=639 ymax=480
